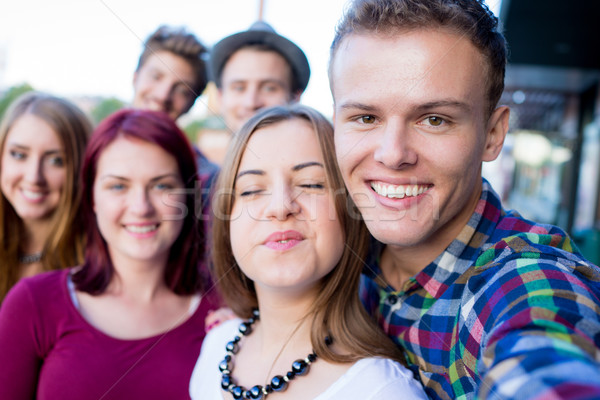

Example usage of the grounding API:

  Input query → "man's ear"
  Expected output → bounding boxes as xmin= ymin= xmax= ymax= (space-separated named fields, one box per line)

xmin=482 ymin=105 xmax=510 ymax=162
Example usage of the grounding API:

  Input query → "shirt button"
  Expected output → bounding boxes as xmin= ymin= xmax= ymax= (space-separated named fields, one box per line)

xmin=387 ymin=294 xmax=398 ymax=305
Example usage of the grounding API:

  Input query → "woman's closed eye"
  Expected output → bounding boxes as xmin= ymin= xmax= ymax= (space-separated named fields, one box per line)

xmin=299 ymin=182 xmax=324 ymax=190
xmin=239 ymin=188 xmax=263 ymax=197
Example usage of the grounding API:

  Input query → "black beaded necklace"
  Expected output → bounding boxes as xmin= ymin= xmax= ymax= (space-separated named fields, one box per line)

xmin=18 ymin=252 xmax=43 ymax=264
xmin=219 ymin=309 xmax=330 ymax=400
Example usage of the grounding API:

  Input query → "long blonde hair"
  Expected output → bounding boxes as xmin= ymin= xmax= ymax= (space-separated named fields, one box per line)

xmin=0 ymin=92 xmax=92 ymax=301
xmin=211 ymin=104 xmax=404 ymax=364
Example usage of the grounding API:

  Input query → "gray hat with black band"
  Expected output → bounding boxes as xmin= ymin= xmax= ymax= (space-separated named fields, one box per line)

xmin=210 ymin=21 xmax=310 ymax=93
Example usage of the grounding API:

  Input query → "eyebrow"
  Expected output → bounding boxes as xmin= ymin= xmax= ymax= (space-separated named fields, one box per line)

xmin=413 ymin=100 xmax=471 ymax=114
xmin=338 ymin=99 xmax=471 ymax=114
xmin=8 ymin=143 xmax=63 ymax=155
xmin=236 ymin=162 xmax=324 ymax=179
xmin=99 ymin=173 xmax=180 ymax=181
xmin=338 ymin=102 xmax=379 ymax=113
xmin=236 ymin=169 xmax=265 ymax=179
xmin=228 ymin=78 xmax=287 ymax=87
xmin=292 ymin=161 xmax=324 ymax=171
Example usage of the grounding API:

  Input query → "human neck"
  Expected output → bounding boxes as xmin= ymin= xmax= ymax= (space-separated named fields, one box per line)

xmin=252 ymin=290 xmax=315 ymax=355
xmin=106 ymin=256 xmax=169 ymax=303
xmin=20 ymin=218 xmax=54 ymax=255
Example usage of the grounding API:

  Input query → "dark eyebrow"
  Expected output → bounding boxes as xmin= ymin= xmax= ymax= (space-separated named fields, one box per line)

xmin=338 ymin=102 xmax=379 ymax=113
xmin=236 ymin=169 xmax=265 ymax=179
xmin=292 ymin=162 xmax=324 ymax=171
xmin=413 ymin=100 xmax=471 ymax=114
xmin=236 ymin=163 xmax=323 ymax=178
xmin=339 ymin=100 xmax=471 ymax=114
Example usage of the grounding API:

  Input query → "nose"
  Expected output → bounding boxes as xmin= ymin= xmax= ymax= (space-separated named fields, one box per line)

xmin=24 ymin=157 xmax=45 ymax=185
xmin=241 ymin=86 xmax=263 ymax=111
xmin=130 ymin=187 xmax=155 ymax=217
xmin=264 ymin=181 xmax=301 ymax=221
xmin=373 ymin=119 xmax=417 ymax=169
xmin=154 ymin=81 xmax=174 ymax=108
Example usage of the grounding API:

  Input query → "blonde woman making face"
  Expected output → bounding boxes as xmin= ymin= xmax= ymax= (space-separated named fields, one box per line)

xmin=190 ymin=105 xmax=426 ymax=399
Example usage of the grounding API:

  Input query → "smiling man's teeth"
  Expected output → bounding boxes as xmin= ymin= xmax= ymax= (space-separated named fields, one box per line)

xmin=371 ymin=182 xmax=429 ymax=198
xmin=126 ymin=225 xmax=158 ymax=233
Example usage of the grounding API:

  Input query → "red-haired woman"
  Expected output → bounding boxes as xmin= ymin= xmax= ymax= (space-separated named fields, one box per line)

xmin=0 ymin=109 xmax=219 ymax=399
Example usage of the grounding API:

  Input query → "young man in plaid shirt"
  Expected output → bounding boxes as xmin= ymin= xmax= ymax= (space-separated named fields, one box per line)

xmin=329 ymin=0 xmax=600 ymax=398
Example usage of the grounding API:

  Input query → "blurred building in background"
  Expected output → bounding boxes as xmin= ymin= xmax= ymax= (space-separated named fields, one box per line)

xmin=483 ymin=0 xmax=600 ymax=263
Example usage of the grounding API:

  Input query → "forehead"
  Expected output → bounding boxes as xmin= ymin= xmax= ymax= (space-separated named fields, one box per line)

xmin=221 ymin=48 xmax=292 ymax=85
xmin=96 ymin=136 xmax=178 ymax=176
xmin=238 ymin=119 xmax=322 ymax=169
xmin=138 ymin=50 xmax=196 ymax=82
xmin=5 ymin=114 xmax=62 ymax=149
xmin=331 ymin=30 xmax=488 ymax=107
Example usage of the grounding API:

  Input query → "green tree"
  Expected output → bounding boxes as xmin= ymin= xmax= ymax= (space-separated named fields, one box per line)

xmin=183 ymin=114 xmax=226 ymax=144
xmin=0 ymin=83 xmax=34 ymax=120
xmin=90 ymin=97 xmax=125 ymax=125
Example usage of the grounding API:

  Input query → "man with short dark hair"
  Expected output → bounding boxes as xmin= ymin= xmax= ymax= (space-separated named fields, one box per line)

xmin=329 ymin=0 xmax=600 ymax=398
xmin=133 ymin=25 xmax=208 ymax=121
xmin=210 ymin=21 xmax=310 ymax=133
xmin=132 ymin=25 xmax=219 ymax=203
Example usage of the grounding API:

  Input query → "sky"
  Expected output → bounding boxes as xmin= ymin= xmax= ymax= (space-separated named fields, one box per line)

xmin=0 ymin=0 xmax=501 ymax=119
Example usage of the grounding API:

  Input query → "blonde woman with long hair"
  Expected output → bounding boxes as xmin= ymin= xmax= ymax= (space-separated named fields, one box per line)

xmin=190 ymin=105 xmax=426 ymax=399
xmin=0 ymin=92 xmax=91 ymax=302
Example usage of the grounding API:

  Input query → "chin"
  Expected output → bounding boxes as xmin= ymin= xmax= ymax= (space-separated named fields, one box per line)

xmin=365 ymin=220 xmax=423 ymax=247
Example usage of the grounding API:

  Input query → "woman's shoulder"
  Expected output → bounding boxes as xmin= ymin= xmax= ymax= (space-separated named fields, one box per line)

xmin=318 ymin=357 xmax=428 ymax=400
xmin=203 ymin=318 xmax=242 ymax=348
xmin=347 ymin=357 xmax=416 ymax=381
xmin=196 ymin=318 xmax=242 ymax=364
xmin=0 ymin=269 xmax=73 ymax=352
xmin=5 ymin=269 xmax=69 ymax=305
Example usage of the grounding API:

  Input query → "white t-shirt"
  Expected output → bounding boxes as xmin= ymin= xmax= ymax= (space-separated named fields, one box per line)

xmin=189 ymin=319 xmax=428 ymax=399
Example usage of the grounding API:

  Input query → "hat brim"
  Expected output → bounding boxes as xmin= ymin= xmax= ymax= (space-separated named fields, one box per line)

xmin=210 ymin=29 xmax=310 ymax=93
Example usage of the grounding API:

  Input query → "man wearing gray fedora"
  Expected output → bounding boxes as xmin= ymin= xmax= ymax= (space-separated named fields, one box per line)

xmin=210 ymin=21 xmax=310 ymax=134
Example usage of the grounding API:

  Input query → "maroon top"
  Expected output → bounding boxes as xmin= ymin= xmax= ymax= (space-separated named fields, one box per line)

xmin=0 ymin=269 xmax=218 ymax=399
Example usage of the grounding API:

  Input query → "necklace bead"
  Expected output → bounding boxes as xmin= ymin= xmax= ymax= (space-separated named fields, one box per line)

xmin=18 ymin=252 xmax=43 ymax=264
xmin=219 ymin=309 xmax=326 ymax=399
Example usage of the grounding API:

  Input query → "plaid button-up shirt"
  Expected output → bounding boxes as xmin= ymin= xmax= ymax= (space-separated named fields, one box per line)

xmin=360 ymin=179 xmax=600 ymax=399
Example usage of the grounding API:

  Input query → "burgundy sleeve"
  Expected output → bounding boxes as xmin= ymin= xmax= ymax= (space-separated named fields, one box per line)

xmin=0 ymin=280 xmax=43 ymax=399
